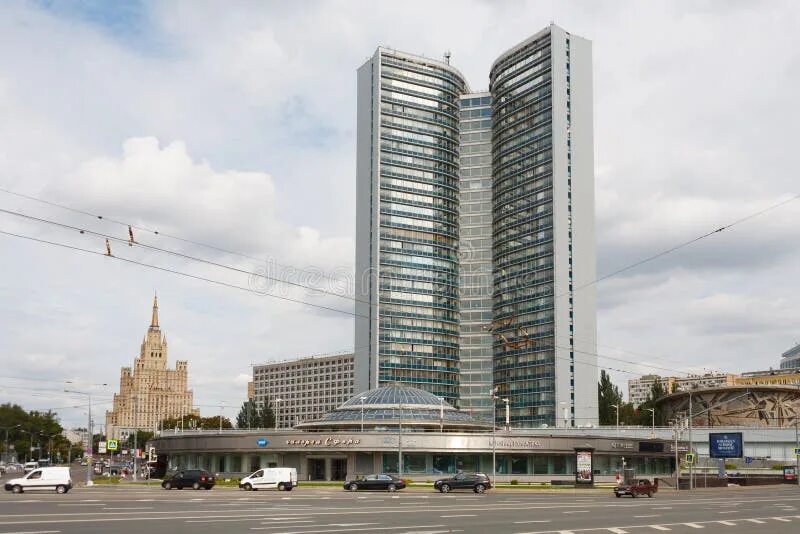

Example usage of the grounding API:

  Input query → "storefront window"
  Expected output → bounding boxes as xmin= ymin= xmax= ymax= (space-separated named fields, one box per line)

xmin=433 ymin=455 xmax=455 ymax=474
xmin=533 ymin=455 xmax=549 ymax=474
xmin=552 ymin=455 xmax=567 ymax=475
xmin=404 ymin=454 xmax=427 ymax=473
xmin=457 ymin=455 xmax=479 ymax=472
xmin=383 ymin=454 xmax=398 ymax=473
xmin=251 ymin=456 xmax=261 ymax=472
xmin=231 ymin=455 xmax=242 ymax=473
xmin=511 ymin=455 xmax=528 ymax=474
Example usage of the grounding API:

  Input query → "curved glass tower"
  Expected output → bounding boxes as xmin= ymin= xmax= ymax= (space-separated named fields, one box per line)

xmin=356 ymin=49 xmax=467 ymax=403
xmin=489 ymin=25 xmax=596 ymax=428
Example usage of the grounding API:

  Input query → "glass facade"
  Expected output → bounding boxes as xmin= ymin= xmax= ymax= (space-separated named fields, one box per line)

xmin=376 ymin=51 xmax=467 ymax=403
xmin=458 ymin=93 xmax=494 ymax=420
xmin=490 ymin=32 xmax=559 ymax=427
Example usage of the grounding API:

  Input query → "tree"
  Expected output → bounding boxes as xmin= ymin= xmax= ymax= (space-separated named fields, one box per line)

xmin=598 ymin=370 xmax=624 ymax=425
xmin=159 ymin=414 xmax=232 ymax=431
xmin=124 ymin=430 xmax=154 ymax=450
xmin=235 ymin=400 xmax=275 ymax=429
xmin=634 ymin=379 xmax=668 ymax=427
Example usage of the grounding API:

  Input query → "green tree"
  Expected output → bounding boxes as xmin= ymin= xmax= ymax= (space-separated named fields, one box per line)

xmin=235 ymin=400 xmax=275 ymax=429
xmin=124 ymin=430 xmax=154 ymax=450
xmin=158 ymin=414 xmax=232 ymax=431
xmin=635 ymin=379 xmax=668 ymax=426
xmin=598 ymin=370 xmax=624 ymax=425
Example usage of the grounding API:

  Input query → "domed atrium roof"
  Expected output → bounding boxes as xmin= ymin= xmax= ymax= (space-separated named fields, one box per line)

xmin=295 ymin=385 xmax=493 ymax=432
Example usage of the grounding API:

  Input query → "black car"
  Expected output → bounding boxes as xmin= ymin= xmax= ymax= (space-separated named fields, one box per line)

xmin=343 ymin=473 xmax=406 ymax=492
xmin=433 ymin=472 xmax=492 ymax=493
xmin=161 ymin=469 xmax=215 ymax=490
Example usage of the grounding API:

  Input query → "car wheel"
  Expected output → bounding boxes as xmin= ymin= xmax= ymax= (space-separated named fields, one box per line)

xmin=631 ymin=493 xmax=637 ymax=498
xmin=278 ymin=483 xmax=285 ymax=491
xmin=11 ymin=485 xmax=22 ymax=494
xmin=647 ymin=492 xmax=652 ymax=498
xmin=474 ymin=484 xmax=486 ymax=494
xmin=163 ymin=482 xmax=172 ymax=490
xmin=615 ymin=493 xmax=621 ymax=498
xmin=192 ymin=482 xmax=201 ymax=490
xmin=243 ymin=483 xmax=252 ymax=491
xmin=56 ymin=485 xmax=67 ymax=494
xmin=286 ymin=487 xmax=293 ymax=491
xmin=387 ymin=483 xmax=396 ymax=492
xmin=176 ymin=485 xmax=183 ymax=490
xmin=349 ymin=483 xmax=358 ymax=491
xmin=440 ymin=484 xmax=451 ymax=493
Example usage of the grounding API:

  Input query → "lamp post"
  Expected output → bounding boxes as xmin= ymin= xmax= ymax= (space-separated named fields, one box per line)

xmin=646 ymin=408 xmax=655 ymax=438
xmin=64 ymin=388 xmax=94 ymax=486
xmin=219 ymin=401 xmax=225 ymax=434
xmin=502 ymin=398 xmax=510 ymax=431
xmin=612 ymin=404 xmax=620 ymax=434
xmin=491 ymin=387 xmax=498 ymax=483
xmin=360 ymin=396 xmax=367 ymax=433
xmin=795 ymin=420 xmax=799 ymax=487
xmin=398 ymin=403 xmax=403 ymax=478
xmin=688 ymin=392 xmax=693 ymax=491
xmin=1 ymin=424 xmax=20 ymax=463
xmin=274 ymin=398 xmax=283 ymax=430
xmin=438 ymin=397 xmax=444 ymax=433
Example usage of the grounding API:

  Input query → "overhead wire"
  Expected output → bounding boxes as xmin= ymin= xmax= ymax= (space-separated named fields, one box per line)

xmin=0 ymin=228 xmax=369 ymax=320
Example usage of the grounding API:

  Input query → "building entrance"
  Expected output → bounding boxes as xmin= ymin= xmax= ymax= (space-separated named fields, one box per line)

xmin=309 ymin=458 xmax=325 ymax=480
xmin=331 ymin=458 xmax=347 ymax=480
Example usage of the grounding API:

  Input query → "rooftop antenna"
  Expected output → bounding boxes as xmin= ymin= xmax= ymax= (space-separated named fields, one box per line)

xmin=443 ymin=50 xmax=451 ymax=65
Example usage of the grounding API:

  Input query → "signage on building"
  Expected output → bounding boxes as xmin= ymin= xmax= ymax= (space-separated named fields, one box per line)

xmin=494 ymin=439 xmax=543 ymax=448
xmin=708 ymin=432 xmax=743 ymax=458
xmin=257 ymin=438 xmax=269 ymax=448
xmin=611 ymin=442 xmax=634 ymax=449
xmin=286 ymin=437 xmax=361 ymax=447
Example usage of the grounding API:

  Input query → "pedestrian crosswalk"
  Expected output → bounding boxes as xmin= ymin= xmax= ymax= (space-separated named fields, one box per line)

xmin=524 ymin=515 xmax=800 ymax=533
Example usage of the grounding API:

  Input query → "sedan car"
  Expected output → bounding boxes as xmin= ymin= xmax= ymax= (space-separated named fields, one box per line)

xmin=343 ymin=473 xmax=406 ymax=492
xmin=434 ymin=472 xmax=492 ymax=493
xmin=161 ymin=469 xmax=215 ymax=490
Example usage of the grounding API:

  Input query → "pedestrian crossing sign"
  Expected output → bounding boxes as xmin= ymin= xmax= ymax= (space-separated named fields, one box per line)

xmin=795 ymin=447 xmax=800 ymax=457
xmin=107 ymin=439 xmax=119 ymax=451
xmin=685 ymin=453 xmax=694 ymax=464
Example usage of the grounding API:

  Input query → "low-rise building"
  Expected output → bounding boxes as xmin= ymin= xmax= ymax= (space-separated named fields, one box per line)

xmin=736 ymin=368 xmax=800 ymax=387
xmin=779 ymin=342 xmax=800 ymax=370
xmin=628 ymin=373 xmax=737 ymax=407
xmin=252 ymin=352 xmax=354 ymax=429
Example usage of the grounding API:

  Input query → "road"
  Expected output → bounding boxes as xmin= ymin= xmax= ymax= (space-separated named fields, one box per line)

xmin=0 ymin=482 xmax=799 ymax=533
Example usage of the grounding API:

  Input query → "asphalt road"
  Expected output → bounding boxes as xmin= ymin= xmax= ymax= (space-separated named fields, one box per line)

xmin=0 ymin=481 xmax=799 ymax=534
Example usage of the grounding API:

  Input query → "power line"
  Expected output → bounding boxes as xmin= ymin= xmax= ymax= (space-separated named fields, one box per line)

xmin=0 ymin=206 xmax=372 ymax=308
xmin=0 ymin=228 xmax=369 ymax=320
xmin=0 ymin=186 xmax=351 ymax=285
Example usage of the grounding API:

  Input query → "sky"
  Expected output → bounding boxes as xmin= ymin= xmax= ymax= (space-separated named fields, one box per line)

xmin=1 ymin=0 xmax=798 ymax=429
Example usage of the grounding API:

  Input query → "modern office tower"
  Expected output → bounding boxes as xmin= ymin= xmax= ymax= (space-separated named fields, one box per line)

xmin=355 ymin=48 xmax=467 ymax=404
xmin=356 ymin=25 xmax=597 ymax=427
xmin=458 ymin=92 xmax=494 ymax=420
xmin=489 ymin=25 xmax=596 ymax=428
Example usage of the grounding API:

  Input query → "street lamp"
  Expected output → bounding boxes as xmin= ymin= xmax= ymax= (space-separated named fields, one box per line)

xmin=438 ymin=397 xmax=444 ymax=433
xmin=398 ymin=403 xmax=404 ymax=477
xmin=1 ymin=424 xmax=21 ymax=463
xmin=646 ymin=408 xmax=655 ymax=438
xmin=360 ymin=396 xmax=367 ymax=433
xmin=64 ymin=388 xmax=94 ymax=487
xmin=502 ymin=398 xmax=510 ymax=431
xmin=491 ymin=387 xmax=498 ymax=483
xmin=612 ymin=404 xmax=620 ymax=434
xmin=274 ymin=398 xmax=283 ymax=430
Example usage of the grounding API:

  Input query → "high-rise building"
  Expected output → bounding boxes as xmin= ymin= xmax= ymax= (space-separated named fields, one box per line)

xmin=252 ymin=353 xmax=355 ymax=429
xmin=106 ymin=296 xmax=199 ymax=439
xmin=355 ymin=48 xmax=467 ymax=403
xmin=355 ymin=24 xmax=597 ymax=427
xmin=780 ymin=342 xmax=800 ymax=370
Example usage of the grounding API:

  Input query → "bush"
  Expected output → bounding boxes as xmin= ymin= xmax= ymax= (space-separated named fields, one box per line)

xmin=510 ymin=479 xmax=519 ymax=485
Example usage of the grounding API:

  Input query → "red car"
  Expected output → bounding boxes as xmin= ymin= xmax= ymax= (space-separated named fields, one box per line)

xmin=614 ymin=478 xmax=657 ymax=498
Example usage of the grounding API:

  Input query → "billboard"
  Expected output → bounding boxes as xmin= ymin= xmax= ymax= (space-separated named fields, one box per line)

xmin=709 ymin=432 xmax=743 ymax=458
xmin=575 ymin=450 xmax=594 ymax=485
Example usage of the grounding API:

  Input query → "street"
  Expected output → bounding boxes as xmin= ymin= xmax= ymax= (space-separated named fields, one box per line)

xmin=0 ymin=482 xmax=798 ymax=534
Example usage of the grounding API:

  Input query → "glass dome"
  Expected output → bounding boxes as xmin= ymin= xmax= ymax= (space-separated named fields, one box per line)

xmin=295 ymin=385 xmax=493 ymax=432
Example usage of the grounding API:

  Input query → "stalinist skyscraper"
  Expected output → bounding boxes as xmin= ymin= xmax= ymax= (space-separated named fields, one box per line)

xmin=106 ymin=296 xmax=199 ymax=439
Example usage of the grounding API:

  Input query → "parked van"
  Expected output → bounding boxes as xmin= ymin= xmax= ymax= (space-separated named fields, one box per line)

xmin=239 ymin=467 xmax=297 ymax=491
xmin=4 ymin=466 xmax=73 ymax=494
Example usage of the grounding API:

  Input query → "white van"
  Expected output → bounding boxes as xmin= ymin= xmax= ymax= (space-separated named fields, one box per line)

xmin=239 ymin=467 xmax=297 ymax=491
xmin=23 ymin=461 xmax=38 ymax=473
xmin=4 ymin=466 xmax=73 ymax=494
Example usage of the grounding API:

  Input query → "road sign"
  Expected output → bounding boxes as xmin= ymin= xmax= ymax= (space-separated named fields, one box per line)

xmin=795 ymin=447 xmax=800 ymax=457
xmin=98 ymin=441 xmax=107 ymax=454
xmin=257 ymin=438 xmax=269 ymax=447
xmin=107 ymin=439 xmax=119 ymax=451
xmin=685 ymin=453 xmax=694 ymax=464
xmin=745 ymin=456 xmax=753 ymax=464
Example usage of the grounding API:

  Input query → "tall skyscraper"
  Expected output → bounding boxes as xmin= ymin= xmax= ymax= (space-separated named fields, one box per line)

xmin=356 ymin=24 xmax=597 ymax=427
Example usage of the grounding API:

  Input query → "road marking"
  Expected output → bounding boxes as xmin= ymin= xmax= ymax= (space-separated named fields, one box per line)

xmin=772 ymin=517 xmax=791 ymax=522
xmin=514 ymin=520 xmax=551 ymax=524
xmin=649 ymin=527 xmax=670 ymax=531
xmin=683 ymin=524 xmax=703 ymax=529
xmin=103 ymin=507 xmax=154 ymax=510
xmin=717 ymin=521 xmax=736 ymax=526
xmin=563 ymin=511 xmax=588 ymax=514
xmin=251 ymin=525 xmax=447 ymax=533
xmin=440 ymin=515 xmax=475 ymax=518
xmin=717 ymin=511 xmax=738 ymax=514
xmin=745 ymin=519 xmax=766 ymax=524
xmin=607 ymin=529 xmax=628 ymax=534
xmin=633 ymin=515 xmax=659 ymax=518
xmin=652 ymin=507 xmax=672 ymax=510
xmin=0 ymin=531 xmax=61 ymax=534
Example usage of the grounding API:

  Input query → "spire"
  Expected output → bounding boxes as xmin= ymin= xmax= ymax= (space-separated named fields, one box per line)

xmin=151 ymin=293 xmax=159 ymax=328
